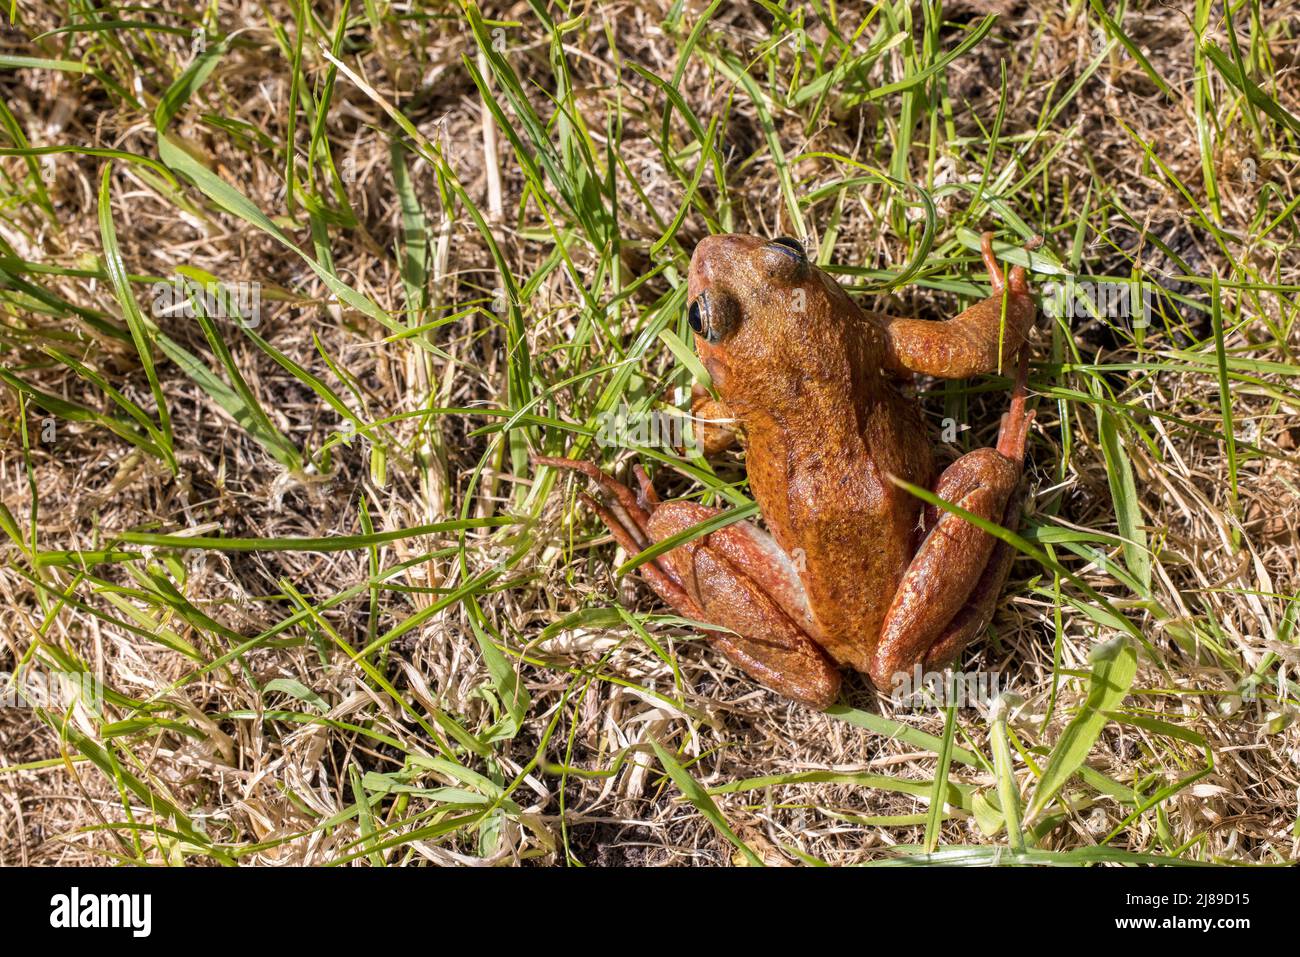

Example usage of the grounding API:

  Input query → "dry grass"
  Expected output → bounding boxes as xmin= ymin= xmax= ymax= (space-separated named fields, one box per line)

xmin=0 ymin=1 xmax=1298 ymax=865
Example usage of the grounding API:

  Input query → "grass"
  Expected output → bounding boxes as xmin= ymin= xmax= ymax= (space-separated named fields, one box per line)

xmin=0 ymin=1 xmax=1297 ymax=866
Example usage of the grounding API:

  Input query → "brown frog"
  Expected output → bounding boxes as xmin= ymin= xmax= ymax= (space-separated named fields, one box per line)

xmin=537 ymin=231 xmax=1037 ymax=709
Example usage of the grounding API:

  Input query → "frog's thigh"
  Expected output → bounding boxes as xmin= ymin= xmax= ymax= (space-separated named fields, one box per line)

xmin=921 ymin=480 xmax=1028 ymax=670
xmin=870 ymin=448 xmax=1020 ymax=687
xmin=648 ymin=502 xmax=841 ymax=710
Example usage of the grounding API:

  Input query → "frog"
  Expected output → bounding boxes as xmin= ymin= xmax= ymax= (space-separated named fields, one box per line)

xmin=536 ymin=230 xmax=1037 ymax=709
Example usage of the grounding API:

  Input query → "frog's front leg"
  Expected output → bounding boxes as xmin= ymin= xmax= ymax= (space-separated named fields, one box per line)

xmin=535 ymin=457 xmax=840 ymax=708
xmin=688 ymin=383 xmax=741 ymax=455
xmin=882 ymin=232 xmax=1038 ymax=379
xmin=868 ymin=357 xmax=1034 ymax=687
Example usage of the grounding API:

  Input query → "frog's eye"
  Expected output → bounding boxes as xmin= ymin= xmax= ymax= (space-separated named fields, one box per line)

xmin=687 ymin=298 xmax=704 ymax=334
xmin=770 ymin=237 xmax=806 ymax=257
xmin=762 ymin=237 xmax=809 ymax=279
xmin=686 ymin=291 xmax=739 ymax=344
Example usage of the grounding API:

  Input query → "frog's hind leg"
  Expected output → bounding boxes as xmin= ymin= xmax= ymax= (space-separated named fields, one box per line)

xmin=536 ymin=457 xmax=840 ymax=709
xmin=534 ymin=456 xmax=704 ymax=621
xmin=647 ymin=502 xmax=841 ymax=709
xmin=870 ymin=351 xmax=1034 ymax=687
xmin=919 ymin=479 xmax=1028 ymax=670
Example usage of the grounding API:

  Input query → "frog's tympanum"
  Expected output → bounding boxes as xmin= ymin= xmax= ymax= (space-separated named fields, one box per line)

xmin=538 ymin=232 xmax=1037 ymax=709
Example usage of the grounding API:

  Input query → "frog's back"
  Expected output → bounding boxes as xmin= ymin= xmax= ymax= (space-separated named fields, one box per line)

xmin=745 ymin=384 xmax=933 ymax=673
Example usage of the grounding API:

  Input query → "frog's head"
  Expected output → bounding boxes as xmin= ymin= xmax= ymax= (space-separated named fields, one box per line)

xmin=685 ymin=233 xmax=868 ymax=412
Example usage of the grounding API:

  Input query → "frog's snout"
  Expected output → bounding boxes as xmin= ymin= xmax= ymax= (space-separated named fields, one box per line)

xmin=688 ymin=233 xmax=761 ymax=301
xmin=687 ymin=234 xmax=727 ymax=301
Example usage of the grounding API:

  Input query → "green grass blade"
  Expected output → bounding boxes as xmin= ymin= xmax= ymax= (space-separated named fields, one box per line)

xmin=1026 ymin=636 xmax=1138 ymax=821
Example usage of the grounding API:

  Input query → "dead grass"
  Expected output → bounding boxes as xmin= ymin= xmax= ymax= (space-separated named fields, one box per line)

xmin=0 ymin=1 xmax=1298 ymax=865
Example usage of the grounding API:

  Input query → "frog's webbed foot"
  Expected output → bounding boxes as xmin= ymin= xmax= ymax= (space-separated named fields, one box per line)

xmin=536 ymin=456 xmax=841 ymax=709
xmin=534 ymin=456 xmax=703 ymax=620
xmin=870 ymin=351 xmax=1034 ymax=687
